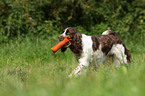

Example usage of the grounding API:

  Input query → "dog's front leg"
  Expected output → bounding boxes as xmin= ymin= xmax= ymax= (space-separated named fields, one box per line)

xmin=68 ymin=64 xmax=87 ymax=77
xmin=68 ymin=57 xmax=90 ymax=77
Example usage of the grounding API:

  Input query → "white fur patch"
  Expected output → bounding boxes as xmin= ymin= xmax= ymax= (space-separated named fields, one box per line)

xmin=61 ymin=28 xmax=68 ymax=37
xmin=109 ymin=44 xmax=128 ymax=65
xmin=94 ymin=50 xmax=106 ymax=63
xmin=79 ymin=34 xmax=93 ymax=66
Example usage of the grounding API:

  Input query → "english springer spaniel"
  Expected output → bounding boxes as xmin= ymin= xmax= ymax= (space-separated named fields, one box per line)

xmin=58 ymin=27 xmax=131 ymax=77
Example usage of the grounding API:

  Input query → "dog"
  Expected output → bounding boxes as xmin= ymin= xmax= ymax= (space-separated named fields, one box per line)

xmin=58 ymin=27 xmax=131 ymax=77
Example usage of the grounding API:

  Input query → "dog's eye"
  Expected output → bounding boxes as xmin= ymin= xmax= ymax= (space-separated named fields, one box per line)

xmin=66 ymin=30 xmax=70 ymax=35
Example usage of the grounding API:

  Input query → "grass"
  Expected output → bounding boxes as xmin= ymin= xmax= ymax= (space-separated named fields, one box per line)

xmin=0 ymin=36 xmax=145 ymax=96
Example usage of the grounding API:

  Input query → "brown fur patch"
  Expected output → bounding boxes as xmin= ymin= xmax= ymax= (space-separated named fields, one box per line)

xmin=91 ymin=36 xmax=99 ymax=51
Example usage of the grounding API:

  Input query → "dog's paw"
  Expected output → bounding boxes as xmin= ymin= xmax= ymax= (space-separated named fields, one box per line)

xmin=68 ymin=74 xmax=72 ymax=78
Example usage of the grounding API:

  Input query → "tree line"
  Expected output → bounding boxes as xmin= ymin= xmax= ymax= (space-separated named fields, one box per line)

xmin=0 ymin=0 xmax=144 ymax=43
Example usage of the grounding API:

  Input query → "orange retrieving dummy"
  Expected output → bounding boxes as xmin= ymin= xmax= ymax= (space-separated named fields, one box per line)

xmin=51 ymin=35 xmax=72 ymax=53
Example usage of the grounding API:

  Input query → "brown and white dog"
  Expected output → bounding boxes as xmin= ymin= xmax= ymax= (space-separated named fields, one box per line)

xmin=58 ymin=27 xmax=131 ymax=77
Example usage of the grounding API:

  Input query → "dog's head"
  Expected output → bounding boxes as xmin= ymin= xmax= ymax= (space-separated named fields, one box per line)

xmin=58 ymin=27 xmax=79 ymax=52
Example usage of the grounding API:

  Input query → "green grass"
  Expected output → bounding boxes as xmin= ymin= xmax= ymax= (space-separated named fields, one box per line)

xmin=0 ymin=36 xmax=145 ymax=96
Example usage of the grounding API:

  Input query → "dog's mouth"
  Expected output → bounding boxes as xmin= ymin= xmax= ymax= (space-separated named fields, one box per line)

xmin=61 ymin=41 xmax=71 ymax=52
xmin=58 ymin=36 xmax=72 ymax=52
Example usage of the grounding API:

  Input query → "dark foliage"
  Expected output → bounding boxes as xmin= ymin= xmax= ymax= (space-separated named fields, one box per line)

xmin=0 ymin=0 xmax=144 ymax=44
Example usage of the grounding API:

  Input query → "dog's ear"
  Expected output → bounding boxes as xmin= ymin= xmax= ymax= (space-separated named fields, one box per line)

xmin=67 ymin=27 xmax=78 ymax=38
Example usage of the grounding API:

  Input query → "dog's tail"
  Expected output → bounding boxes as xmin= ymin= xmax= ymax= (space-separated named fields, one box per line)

xmin=102 ymin=30 xmax=119 ymax=36
xmin=124 ymin=45 xmax=131 ymax=63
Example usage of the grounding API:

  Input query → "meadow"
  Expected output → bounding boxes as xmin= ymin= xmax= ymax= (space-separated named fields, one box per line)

xmin=0 ymin=0 xmax=145 ymax=95
xmin=0 ymin=35 xmax=145 ymax=96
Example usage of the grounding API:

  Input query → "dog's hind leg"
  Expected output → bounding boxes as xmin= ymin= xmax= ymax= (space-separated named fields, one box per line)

xmin=112 ymin=56 xmax=121 ymax=67
xmin=111 ymin=44 xmax=129 ymax=67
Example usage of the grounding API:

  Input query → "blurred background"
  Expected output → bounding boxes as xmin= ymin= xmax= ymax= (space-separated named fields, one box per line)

xmin=0 ymin=0 xmax=144 ymax=44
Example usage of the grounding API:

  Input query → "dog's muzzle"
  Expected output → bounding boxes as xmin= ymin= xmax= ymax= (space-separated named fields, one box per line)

xmin=58 ymin=35 xmax=72 ymax=52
